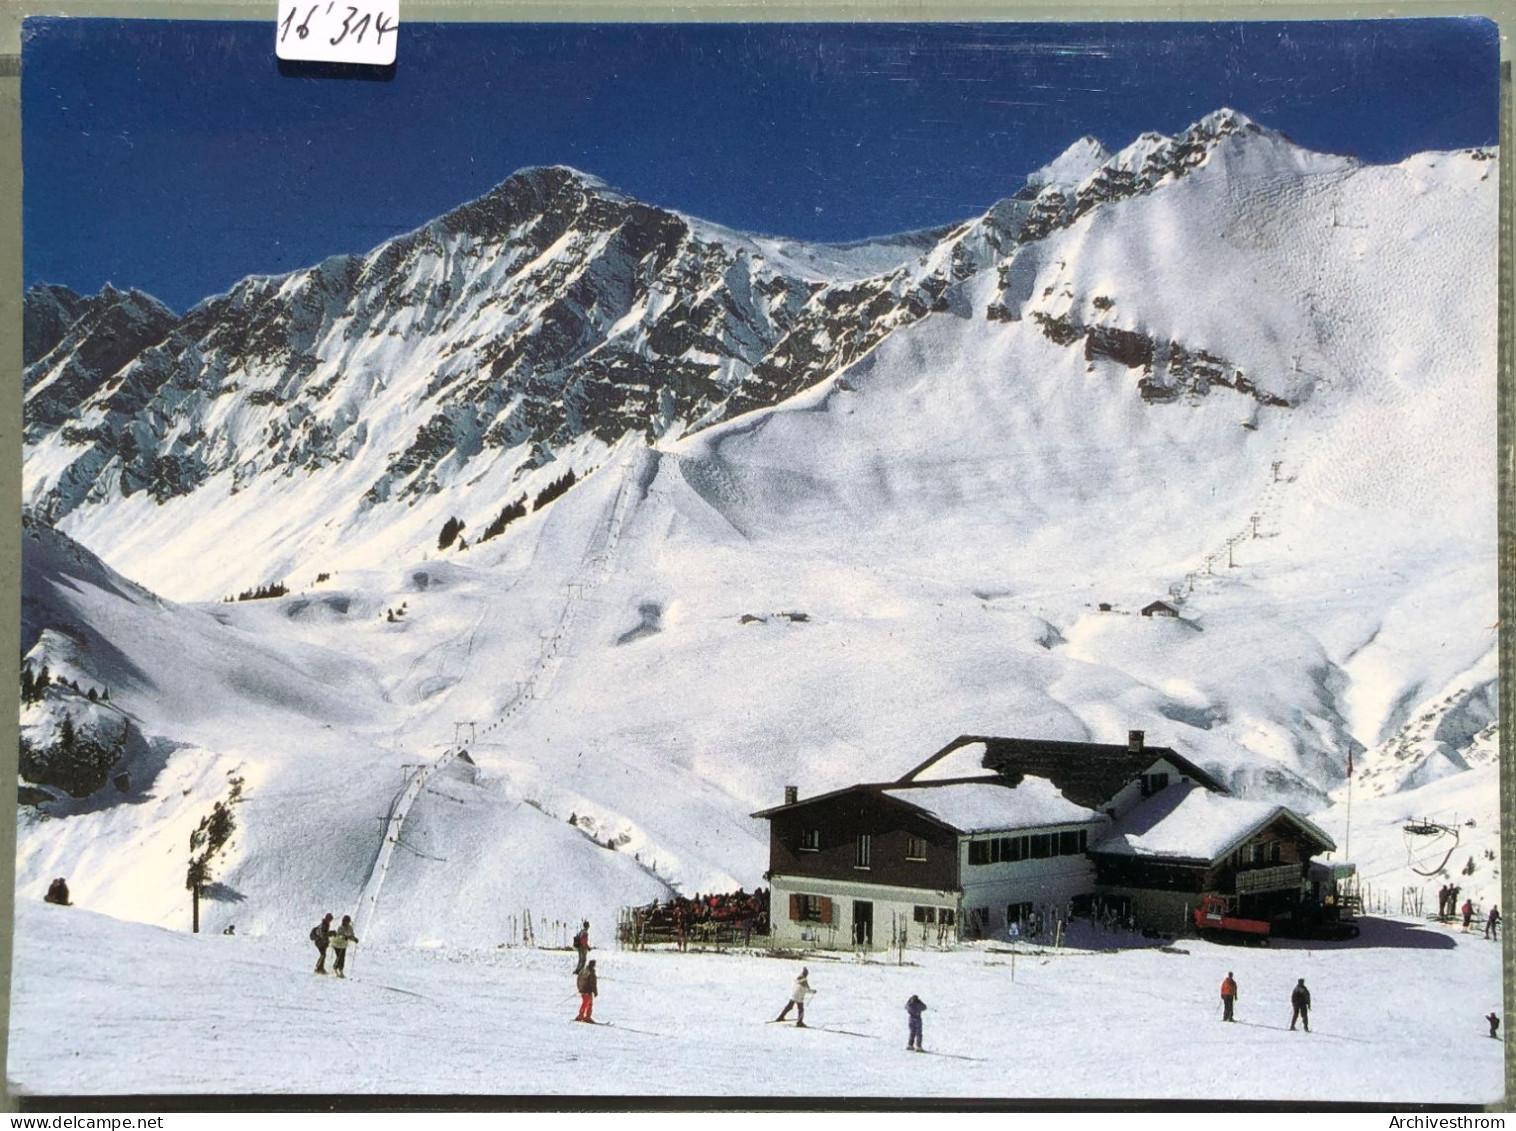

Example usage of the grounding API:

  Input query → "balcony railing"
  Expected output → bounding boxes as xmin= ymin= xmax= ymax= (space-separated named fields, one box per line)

xmin=1234 ymin=863 xmax=1301 ymax=894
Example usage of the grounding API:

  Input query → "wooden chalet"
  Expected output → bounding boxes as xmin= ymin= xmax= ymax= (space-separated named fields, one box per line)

xmin=1090 ymin=781 xmax=1338 ymax=929
xmin=753 ymin=730 xmax=1342 ymax=949
xmin=1141 ymin=600 xmax=1180 ymax=618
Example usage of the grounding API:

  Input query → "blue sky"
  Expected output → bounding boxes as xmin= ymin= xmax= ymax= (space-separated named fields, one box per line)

xmin=22 ymin=18 xmax=1500 ymax=313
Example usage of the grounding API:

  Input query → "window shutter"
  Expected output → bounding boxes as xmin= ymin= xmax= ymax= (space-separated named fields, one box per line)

xmin=789 ymin=894 xmax=802 ymax=922
xmin=820 ymin=897 xmax=834 ymax=925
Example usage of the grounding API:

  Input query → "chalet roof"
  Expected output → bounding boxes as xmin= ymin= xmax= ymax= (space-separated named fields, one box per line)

xmin=880 ymin=777 xmax=1100 ymax=834
xmin=1090 ymin=781 xmax=1336 ymax=863
xmin=1142 ymin=600 xmax=1180 ymax=616
xmin=903 ymin=735 xmax=1229 ymax=811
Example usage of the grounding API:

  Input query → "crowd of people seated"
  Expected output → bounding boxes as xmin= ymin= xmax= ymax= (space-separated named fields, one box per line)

xmin=625 ymin=887 xmax=770 ymax=948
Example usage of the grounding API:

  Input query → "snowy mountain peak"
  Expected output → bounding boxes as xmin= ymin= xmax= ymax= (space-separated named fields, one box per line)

xmin=23 ymin=284 xmax=178 ymax=431
xmin=509 ymin=162 xmax=608 ymax=186
xmin=1105 ymin=131 xmax=1173 ymax=174
xmin=1193 ymin=106 xmax=1264 ymax=137
xmin=23 ymin=283 xmax=89 ymax=367
xmin=995 ymin=107 xmax=1320 ymax=251
xmin=438 ymin=163 xmax=640 ymax=238
xmin=1099 ymin=109 xmax=1268 ymax=178
xmin=1027 ymin=135 xmax=1113 ymax=189
xmin=493 ymin=163 xmax=624 ymax=203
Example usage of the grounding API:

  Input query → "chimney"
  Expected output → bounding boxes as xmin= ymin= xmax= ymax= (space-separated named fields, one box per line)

xmin=784 ymin=785 xmax=798 ymax=806
xmin=1128 ymin=730 xmax=1145 ymax=754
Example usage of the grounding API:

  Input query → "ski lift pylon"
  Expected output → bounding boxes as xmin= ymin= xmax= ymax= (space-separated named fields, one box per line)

xmin=1402 ymin=818 xmax=1460 ymax=876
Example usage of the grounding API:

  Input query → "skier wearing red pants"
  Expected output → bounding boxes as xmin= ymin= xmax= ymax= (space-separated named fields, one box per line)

xmin=575 ymin=960 xmax=598 ymax=1022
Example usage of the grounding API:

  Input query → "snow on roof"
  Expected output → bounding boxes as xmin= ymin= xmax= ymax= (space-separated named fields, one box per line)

xmin=883 ymin=777 xmax=1100 ymax=834
xmin=1093 ymin=782 xmax=1334 ymax=862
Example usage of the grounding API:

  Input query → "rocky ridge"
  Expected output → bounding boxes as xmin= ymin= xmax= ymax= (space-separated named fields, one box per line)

xmin=25 ymin=109 xmax=1331 ymax=585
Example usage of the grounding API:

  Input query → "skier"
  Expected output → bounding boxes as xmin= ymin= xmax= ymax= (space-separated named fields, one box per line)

xmin=775 ymin=967 xmax=815 ymax=1027
xmin=310 ymin=912 xmax=334 ymax=975
xmin=1486 ymin=906 xmax=1500 ymax=940
xmin=575 ymin=959 xmax=598 ymax=1022
xmin=1488 ymin=1012 xmax=1501 ymax=1040
xmin=1220 ymin=971 xmax=1238 ymax=1022
xmin=1289 ymin=978 xmax=1311 ymax=1032
xmin=331 ymin=915 xmax=359 ymax=978
xmin=1462 ymin=898 xmax=1475 ymax=931
xmin=44 ymin=877 xmax=71 ymax=906
xmin=573 ymin=920 xmax=591 ymax=974
xmin=905 ymin=994 xmax=927 ymax=1051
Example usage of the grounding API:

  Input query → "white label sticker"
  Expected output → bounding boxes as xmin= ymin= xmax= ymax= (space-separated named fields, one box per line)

xmin=276 ymin=0 xmax=398 ymax=66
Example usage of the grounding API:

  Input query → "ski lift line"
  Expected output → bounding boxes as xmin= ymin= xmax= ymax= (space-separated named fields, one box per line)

xmin=355 ymin=743 xmax=466 ymax=937
xmin=359 ymin=447 xmax=646 ymax=931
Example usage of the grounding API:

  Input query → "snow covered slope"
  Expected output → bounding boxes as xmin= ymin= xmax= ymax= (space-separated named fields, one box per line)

xmin=16 ymin=110 xmax=1498 ymax=969
xmin=16 ymin=512 xmax=673 ymax=941
xmin=11 ymin=761 xmax=1504 ymax=1101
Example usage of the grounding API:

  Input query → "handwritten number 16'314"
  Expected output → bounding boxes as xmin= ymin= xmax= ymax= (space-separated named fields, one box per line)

xmin=280 ymin=4 xmax=397 ymax=48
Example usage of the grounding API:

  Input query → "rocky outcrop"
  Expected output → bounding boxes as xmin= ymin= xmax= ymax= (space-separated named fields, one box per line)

xmin=1031 ymin=309 xmax=1291 ymax=409
xmin=24 ymin=285 xmax=178 ymax=435
xmin=1352 ymin=679 xmax=1499 ymax=797
xmin=23 ymin=284 xmax=90 ymax=369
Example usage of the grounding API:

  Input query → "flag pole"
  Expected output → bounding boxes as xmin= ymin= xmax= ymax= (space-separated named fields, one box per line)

xmin=1344 ymin=749 xmax=1353 ymax=865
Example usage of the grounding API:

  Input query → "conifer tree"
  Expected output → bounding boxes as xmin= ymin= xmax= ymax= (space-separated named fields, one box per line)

xmin=186 ymin=781 xmax=243 ymax=934
xmin=481 ymin=496 xmax=529 ymax=543
xmin=533 ymin=469 xmax=578 ymax=511
xmin=438 ymin=516 xmax=465 ymax=550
